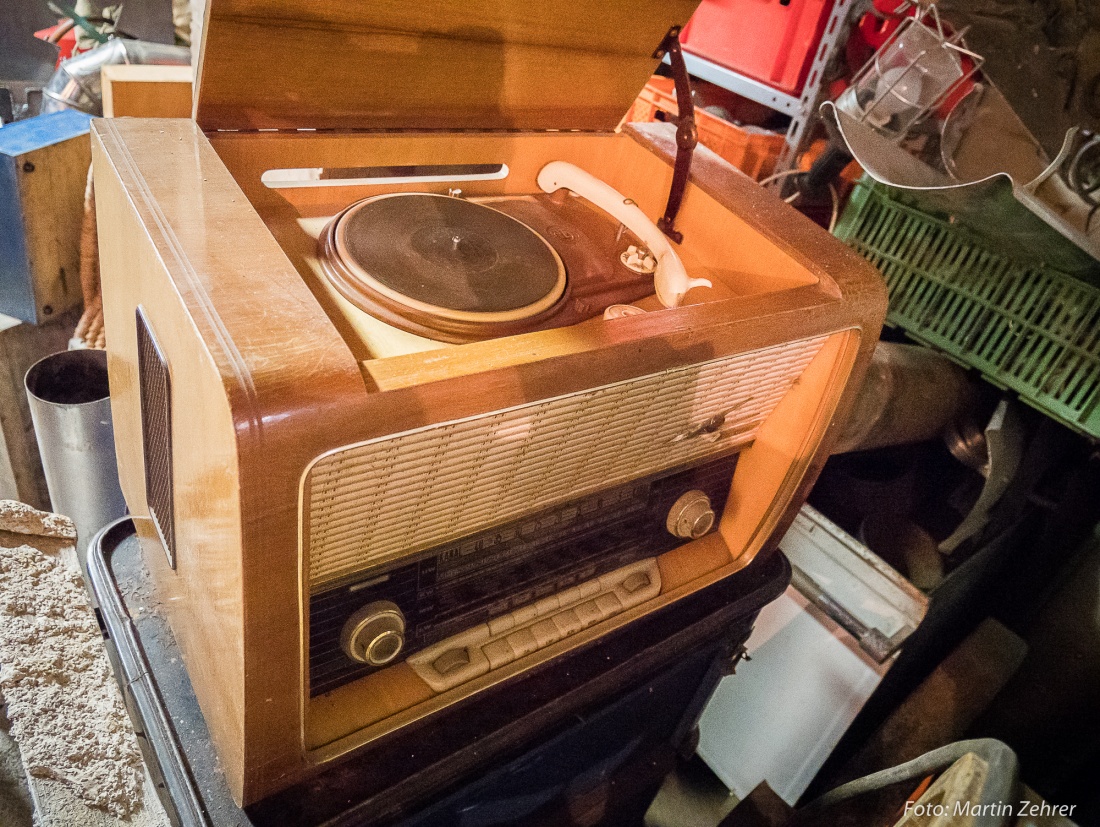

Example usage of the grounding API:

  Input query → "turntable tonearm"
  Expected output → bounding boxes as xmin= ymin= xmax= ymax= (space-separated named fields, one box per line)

xmin=91 ymin=0 xmax=886 ymax=808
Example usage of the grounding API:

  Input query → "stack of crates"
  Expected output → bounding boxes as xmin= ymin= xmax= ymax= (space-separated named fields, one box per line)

xmin=679 ymin=0 xmax=836 ymax=97
xmin=624 ymin=77 xmax=786 ymax=181
xmin=834 ymin=180 xmax=1100 ymax=440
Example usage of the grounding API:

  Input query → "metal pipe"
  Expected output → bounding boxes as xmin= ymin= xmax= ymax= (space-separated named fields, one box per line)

xmin=25 ymin=349 xmax=126 ymax=562
xmin=832 ymin=341 xmax=978 ymax=455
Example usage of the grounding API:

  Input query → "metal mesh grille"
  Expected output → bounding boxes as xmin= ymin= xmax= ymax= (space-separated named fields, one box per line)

xmin=835 ymin=182 xmax=1100 ymax=439
xmin=304 ymin=336 xmax=827 ymax=589
xmin=136 ymin=307 xmax=176 ymax=567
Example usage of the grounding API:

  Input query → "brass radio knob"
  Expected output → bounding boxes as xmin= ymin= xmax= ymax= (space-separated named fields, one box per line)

xmin=666 ymin=490 xmax=715 ymax=540
xmin=340 ymin=601 xmax=406 ymax=667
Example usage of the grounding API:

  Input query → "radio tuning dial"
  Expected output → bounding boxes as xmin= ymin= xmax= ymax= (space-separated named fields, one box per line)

xmin=340 ymin=601 xmax=406 ymax=667
xmin=666 ymin=490 xmax=716 ymax=540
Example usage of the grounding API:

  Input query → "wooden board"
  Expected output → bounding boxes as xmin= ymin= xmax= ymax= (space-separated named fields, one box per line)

xmin=194 ymin=0 xmax=701 ymax=131
xmin=102 ymin=65 xmax=194 ymax=119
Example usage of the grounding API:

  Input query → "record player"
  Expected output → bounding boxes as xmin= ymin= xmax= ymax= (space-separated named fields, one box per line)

xmin=91 ymin=0 xmax=886 ymax=809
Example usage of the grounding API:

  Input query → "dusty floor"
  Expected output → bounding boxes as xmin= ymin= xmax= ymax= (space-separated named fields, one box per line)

xmin=0 ymin=708 xmax=33 ymax=827
xmin=0 ymin=502 xmax=169 ymax=827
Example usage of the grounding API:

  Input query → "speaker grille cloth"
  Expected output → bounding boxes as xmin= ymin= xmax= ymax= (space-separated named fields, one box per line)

xmin=136 ymin=307 xmax=176 ymax=567
xmin=305 ymin=336 xmax=826 ymax=588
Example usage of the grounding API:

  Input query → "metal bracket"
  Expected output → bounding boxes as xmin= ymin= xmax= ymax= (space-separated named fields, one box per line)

xmin=939 ymin=399 xmax=1024 ymax=555
xmin=653 ymin=26 xmax=697 ymax=244
xmin=790 ymin=567 xmax=910 ymax=663
xmin=724 ymin=642 xmax=751 ymax=675
xmin=774 ymin=0 xmax=869 ymax=173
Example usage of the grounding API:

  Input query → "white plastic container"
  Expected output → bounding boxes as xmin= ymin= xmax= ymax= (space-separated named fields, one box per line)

xmin=696 ymin=504 xmax=928 ymax=805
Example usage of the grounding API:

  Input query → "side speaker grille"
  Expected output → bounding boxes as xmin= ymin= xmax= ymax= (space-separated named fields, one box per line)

xmin=136 ymin=307 xmax=176 ymax=568
xmin=304 ymin=336 xmax=827 ymax=590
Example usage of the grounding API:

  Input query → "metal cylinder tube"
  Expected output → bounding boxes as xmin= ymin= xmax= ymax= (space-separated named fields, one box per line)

xmin=25 ymin=349 xmax=126 ymax=560
xmin=832 ymin=341 xmax=978 ymax=455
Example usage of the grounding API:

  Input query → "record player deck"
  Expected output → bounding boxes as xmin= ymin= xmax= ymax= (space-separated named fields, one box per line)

xmin=90 ymin=0 xmax=887 ymax=809
xmin=318 ymin=190 xmax=657 ymax=343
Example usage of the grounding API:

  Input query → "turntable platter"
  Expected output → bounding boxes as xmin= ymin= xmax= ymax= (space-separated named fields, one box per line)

xmin=318 ymin=188 xmax=658 ymax=346
xmin=332 ymin=193 xmax=567 ymax=322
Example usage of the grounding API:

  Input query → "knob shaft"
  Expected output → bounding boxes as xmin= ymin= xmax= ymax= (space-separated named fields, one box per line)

xmin=666 ymin=490 xmax=715 ymax=540
xmin=340 ymin=601 xmax=406 ymax=666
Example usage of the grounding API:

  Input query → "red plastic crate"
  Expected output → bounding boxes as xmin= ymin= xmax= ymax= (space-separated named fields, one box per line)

xmin=680 ymin=0 xmax=836 ymax=96
xmin=624 ymin=77 xmax=786 ymax=180
xmin=35 ymin=23 xmax=78 ymax=66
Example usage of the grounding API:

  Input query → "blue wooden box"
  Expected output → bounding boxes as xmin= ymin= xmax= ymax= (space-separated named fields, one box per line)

xmin=0 ymin=109 xmax=93 ymax=324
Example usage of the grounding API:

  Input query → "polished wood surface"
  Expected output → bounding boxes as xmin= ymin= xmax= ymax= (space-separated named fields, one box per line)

xmin=93 ymin=117 xmax=370 ymax=799
xmin=194 ymin=0 xmax=699 ymax=132
xmin=101 ymin=65 xmax=193 ymax=118
xmin=656 ymin=532 xmax=736 ymax=593
xmin=93 ymin=115 xmax=885 ymax=804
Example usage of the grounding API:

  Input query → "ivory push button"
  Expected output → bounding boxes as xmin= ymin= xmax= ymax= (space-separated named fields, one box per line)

xmin=488 ymin=614 xmax=516 ymax=636
xmin=432 ymin=647 xmax=471 ymax=676
xmin=577 ymin=580 xmax=601 ymax=599
xmin=575 ymin=600 xmax=603 ymax=626
xmin=595 ymin=592 xmax=622 ymax=617
xmin=557 ymin=586 xmax=583 ymax=608
xmin=552 ymin=608 xmax=583 ymax=636
xmin=622 ymin=571 xmax=651 ymax=594
xmin=531 ymin=619 xmax=561 ymax=647
xmin=506 ymin=628 xmax=538 ymax=658
xmin=483 ymin=639 xmax=515 ymax=670
xmin=534 ymin=594 xmax=561 ymax=617
xmin=512 ymin=603 xmax=540 ymax=626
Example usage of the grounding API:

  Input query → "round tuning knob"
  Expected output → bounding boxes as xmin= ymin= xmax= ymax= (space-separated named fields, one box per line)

xmin=340 ymin=601 xmax=406 ymax=667
xmin=666 ymin=490 xmax=716 ymax=540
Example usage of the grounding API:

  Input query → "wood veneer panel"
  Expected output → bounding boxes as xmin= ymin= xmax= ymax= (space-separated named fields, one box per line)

xmin=102 ymin=65 xmax=193 ymax=118
xmin=194 ymin=0 xmax=699 ymax=132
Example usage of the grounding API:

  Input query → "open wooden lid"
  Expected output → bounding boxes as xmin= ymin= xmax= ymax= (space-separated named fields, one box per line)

xmin=194 ymin=0 xmax=701 ymax=132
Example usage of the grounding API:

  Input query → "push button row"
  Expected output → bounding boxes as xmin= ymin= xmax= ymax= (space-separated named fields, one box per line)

xmin=407 ymin=558 xmax=662 ymax=693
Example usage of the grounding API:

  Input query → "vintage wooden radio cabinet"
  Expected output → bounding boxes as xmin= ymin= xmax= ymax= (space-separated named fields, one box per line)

xmin=91 ymin=0 xmax=886 ymax=810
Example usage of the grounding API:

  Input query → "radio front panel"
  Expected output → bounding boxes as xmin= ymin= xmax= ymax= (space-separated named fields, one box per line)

xmin=302 ymin=335 xmax=828 ymax=699
xmin=308 ymin=454 xmax=736 ymax=696
xmin=302 ymin=335 xmax=829 ymax=592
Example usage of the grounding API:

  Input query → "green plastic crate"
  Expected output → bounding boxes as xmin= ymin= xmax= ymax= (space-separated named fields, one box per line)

xmin=834 ymin=181 xmax=1100 ymax=440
